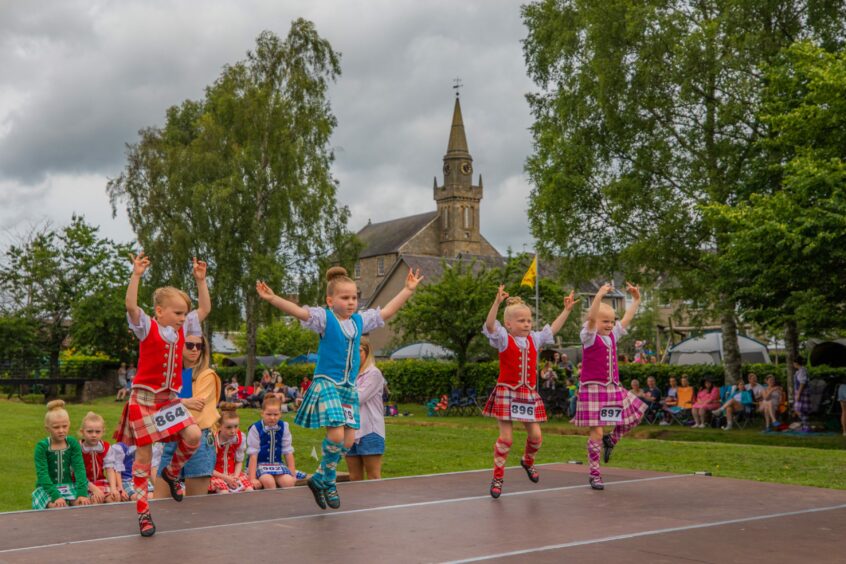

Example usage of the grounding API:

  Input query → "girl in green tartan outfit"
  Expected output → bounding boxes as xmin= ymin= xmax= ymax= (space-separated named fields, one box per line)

xmin=32 ymin=400 xmax=91 ymax=510
xmin=257 ymin=265 xmax=422 ymax=510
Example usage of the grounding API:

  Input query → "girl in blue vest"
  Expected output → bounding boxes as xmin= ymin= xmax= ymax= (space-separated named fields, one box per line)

xmin=257 ymin=265 xmax=423 ymax=509
xmin=247 ymin=395 xmax=298 ymax=489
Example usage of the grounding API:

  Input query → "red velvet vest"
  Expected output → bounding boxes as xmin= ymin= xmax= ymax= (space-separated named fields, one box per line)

xmin=215 ymin=430 xmax=244 ymax=475
xmin=80 ymin=441 xmax=110 ymax=481
xmin=497 ymin=334 xmax=538 ymax=390
xmin=133 ymin=319 xmax=185 ymax=393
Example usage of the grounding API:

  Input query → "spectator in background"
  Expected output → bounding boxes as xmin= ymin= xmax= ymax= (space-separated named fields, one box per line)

xmin=116 ymin=363 xmax=132 ymax=401
xmin=644 ymin=376 xmax=662 ymax=419
xmin=566 ymin=378 xmax=577 ymax=417
xmin=247 ymin=380 xmax=265 ymax=408
xmin=837 ymin=380 xmax=846 ymax=437
xmin=260 ymin=370 xmax=274 ymax=393
xmin=224 ymin=384 xmax=246 ymax=408
xmin=560 ymin=353 xmax=574 ymax=378
xmin=540 ymin=361 xmax=558 ymax=390
xmin=691 ymin=378 xmax=720 ymax=428
xmin=746 ymin=372 xmax=765 ymax=402
xmin=299 ymin=375 xmax=312 ymax=396
xmin=712 ymin=379 xmax=752 ymax=431
xmin=346 ymin=337 xmax=386 ymax=480
xmin=629 ymin=378 xmax=646 ymax=401
xmin=759 ymin=375 xmax=784 ymax=431
xmin=793 ymin=357 xmax=811 ymax=432
xmin=552 ymin=351 xmax=563 ymax=369
xmin=648 ymin=355 xmax=658 ymax=364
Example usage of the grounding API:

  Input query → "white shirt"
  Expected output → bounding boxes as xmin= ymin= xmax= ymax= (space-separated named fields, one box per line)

xmin=126 ymin=309 xmax=202 ymax=342
xmin=246 ymin=423 xmax=293 ymax=456
xmin=301 ymin=306 xmax=384 ymax=335
xmin=103 ymin=443 xmax=135 ymax=472
xmin=219 ymin=432 xmax=247 ymax=463
xmin=356 ymin=366 xmax=387 ymax=441
xmin=482 ymin=320 xmax=554 ymax=353
xmin=581 ymin=321 xmax=627 ymax=348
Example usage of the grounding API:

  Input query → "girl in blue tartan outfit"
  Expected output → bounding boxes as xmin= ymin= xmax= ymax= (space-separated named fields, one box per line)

xmin=257 ymin=265 xmax=422 ymax=509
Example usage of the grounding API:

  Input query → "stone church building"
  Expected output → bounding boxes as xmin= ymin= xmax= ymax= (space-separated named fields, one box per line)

xmin=355 ymin=97 xmax=503 ymax=354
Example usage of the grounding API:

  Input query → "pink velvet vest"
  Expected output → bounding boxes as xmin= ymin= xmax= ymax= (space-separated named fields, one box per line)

xmin=580 ymin=331 xmax=619 ymax=386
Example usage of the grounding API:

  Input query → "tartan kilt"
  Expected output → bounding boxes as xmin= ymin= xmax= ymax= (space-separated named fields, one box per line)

xmin=571 ymin=383 xmax=647 ymax=427
xmin=483 ymin=385 xmax=547 ymax=422
xmin=89 ymin=479 xmax=110 ymax=494
xmin=31 ymin=484 xmax=75 ymax=510
xmin=113 ymin=388 xmax=195 ymax=447
xmin=294 ymin=377 xmax=360 ymax=429
xmin=794 ymin=388 xmax=812 ymax=414
xmin=209 ymin=473 xmax=253 ymax=493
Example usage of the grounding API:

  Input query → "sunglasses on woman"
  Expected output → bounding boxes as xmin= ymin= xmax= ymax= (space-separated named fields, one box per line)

xmin=185 ymin=342 xmax=205 ymax=351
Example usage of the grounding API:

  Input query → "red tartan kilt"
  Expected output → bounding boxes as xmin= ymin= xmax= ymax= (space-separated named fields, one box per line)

xmin=483 ymin=385 xmax=547 ymax=422
xmin=89 ymin=479 xmax=110 ymax=493
xmin=208 ymin=473 xmax=253 ymax=493
xmin=113 ymin=389 xmax=195 ymax=447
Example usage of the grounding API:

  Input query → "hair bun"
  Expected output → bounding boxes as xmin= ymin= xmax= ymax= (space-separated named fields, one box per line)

xmin=326 ymin=266 xmax=348 ymax=282
xmin=505 ymin=296 xmax=526 ymax=307
xmin=219 ymin=402 xmax=240 ymax=412
xmin=46 ymin=399 xmax=66 ymax=411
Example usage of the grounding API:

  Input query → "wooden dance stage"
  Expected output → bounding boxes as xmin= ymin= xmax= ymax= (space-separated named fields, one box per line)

xmin=1 ymin=463 xmax=844 ymax=563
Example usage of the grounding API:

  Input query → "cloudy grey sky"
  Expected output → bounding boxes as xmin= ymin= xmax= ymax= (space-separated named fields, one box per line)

xmin=0 ymin=0 xmax=537 ymax=254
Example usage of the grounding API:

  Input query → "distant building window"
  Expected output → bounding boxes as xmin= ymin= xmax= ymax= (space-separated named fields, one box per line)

xmin=377 ymin=257 xmax=385 ymax=276
xmin=463 ymin=206 xmax=472 ymax=229
xmin=354 ymin=262 xmax=361 ymax=279
xmin=442 ymin=207 xmax=450 ymax=229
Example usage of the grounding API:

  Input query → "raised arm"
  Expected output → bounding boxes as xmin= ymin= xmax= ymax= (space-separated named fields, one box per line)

xmin=587 ymin=283 xmax=612 ymax=332
xmin=549 ymin=290 xmax=579 ymax=334
xmin=380 ymin=268 xmax=424 ymax=321
xmin=256 ymin=281 xmax=311 ymax=321
xmin=125 ymin=252 xmax=150 ymax=326
xmin=485 ymin=285 xmax=509 ymax=334
xmin=620 ymin=282 xmax=641 ymax=330
xmin=193 ymin=258 xmax=211 ymax=322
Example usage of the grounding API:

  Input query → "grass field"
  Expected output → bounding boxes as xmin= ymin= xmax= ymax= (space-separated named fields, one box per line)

xmin=2 ymin=397 xmax=845 ymax=512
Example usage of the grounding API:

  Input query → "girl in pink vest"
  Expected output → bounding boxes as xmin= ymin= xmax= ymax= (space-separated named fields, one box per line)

xmin=114 ymin=252 xmax=211 ymax=537
xmin=483 ymin=285 xmax=577 ymax=498
xmin=572 ymin=282 xmax=646 ymax=490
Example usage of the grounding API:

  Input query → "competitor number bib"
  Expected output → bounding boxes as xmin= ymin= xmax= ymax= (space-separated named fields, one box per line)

xmin=153 ymin=403 xmax=190 ymax=433
xmin=510 ymin=399 xmax=536 ymax=422
xmin=56 ymin=484 xmax=76 ymax=500
xmin=259 ymin=463 xmax=284 ymax=474
xmin=599 ymin=405 xmax=623 ymax=424
xmin=341 ymin=403 xmax=356 ymax=426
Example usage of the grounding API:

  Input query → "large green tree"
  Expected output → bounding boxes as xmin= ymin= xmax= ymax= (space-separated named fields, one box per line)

xmin=0 ymin=216 xmax=132 ymax=374
xmin=108 ymin=21 xmax=350 ymax=380
xmin=522 ymin=0 xmax=845 ymax=383
xmin=710 ymin=41 xmax=846 ymax=390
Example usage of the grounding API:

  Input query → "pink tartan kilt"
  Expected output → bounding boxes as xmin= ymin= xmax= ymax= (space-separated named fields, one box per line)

xmin=208 ymin=473 xmax=253 ymax=493
xmin=483 ymin=385 xmax=547 ymax=422
xmin=571 ymin=383 xmax=647 ymax=427
xmin=114 ymin=389 xmax=195 ymax=447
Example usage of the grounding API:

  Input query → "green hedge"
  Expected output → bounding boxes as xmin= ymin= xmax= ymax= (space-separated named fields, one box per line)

xmin=214 ymin=360 xmax=846 ymax=402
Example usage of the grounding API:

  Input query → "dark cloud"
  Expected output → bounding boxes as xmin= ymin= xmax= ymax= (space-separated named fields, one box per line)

xmin=0 ymin=0 xmax=536 ymax=252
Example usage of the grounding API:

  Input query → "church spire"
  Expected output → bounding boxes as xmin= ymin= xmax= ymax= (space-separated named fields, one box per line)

xmin=445 ymin=96 xmax=470 ymax=157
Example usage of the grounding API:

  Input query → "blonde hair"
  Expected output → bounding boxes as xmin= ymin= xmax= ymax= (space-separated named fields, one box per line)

xmin=359 ymin=336 xmax=375 ymax=372
xmin=588 ymin=302 xmax=616 ymax=321
xmin=326 ymin=266 xmax=356 ymax=296
xmin=79 ymin=411 xmax=105 ymax=433
xmin=44 ymin=399 xmax=69 ymax=426
xmin=504 ymin=296 xmax=531 ymax=321
xmin=261 ymin=395 xmax=282 ymax=410
xmin=184 ymin=334 xmax=210 ymax=375
xmin=153 ymin=286 xmax=191 ymax=310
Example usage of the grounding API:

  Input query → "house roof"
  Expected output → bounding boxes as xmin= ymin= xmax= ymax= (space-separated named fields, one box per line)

xmin=364 ymin=253 xmax=506 ymax=307
xmin=356 ymin=211 xmax=439 ymax=259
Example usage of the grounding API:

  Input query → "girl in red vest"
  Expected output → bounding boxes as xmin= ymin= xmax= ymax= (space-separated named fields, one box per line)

xmin=572 ymin=282 xmax=646 ymax=490
xmin=114 ymin=252 xmax=211 ymax=537
xmin=483 ymin=286 xmax=577 ymax=498
xmin=208 ymin=404 xmax=254 ymax=494
xmin=78 ymin=411 xmax=113 ymax=503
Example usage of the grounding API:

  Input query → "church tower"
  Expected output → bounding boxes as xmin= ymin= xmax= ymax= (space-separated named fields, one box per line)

xmin=433 ymin=96 xmax=484 ymax=256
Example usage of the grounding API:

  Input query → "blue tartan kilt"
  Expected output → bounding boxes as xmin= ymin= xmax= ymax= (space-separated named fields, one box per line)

xmin=294 ymin=377 xmax=360 ymax=430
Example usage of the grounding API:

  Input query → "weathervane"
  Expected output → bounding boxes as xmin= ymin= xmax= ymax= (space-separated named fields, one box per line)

xmin=452 ymin=77 xmax=463 ymax=97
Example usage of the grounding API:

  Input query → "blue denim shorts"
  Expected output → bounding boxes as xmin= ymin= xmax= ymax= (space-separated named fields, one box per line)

xmin=346 ymin=432 xmax=385 ymax=456
xmin=158 ymin=428 xmax=216 ymax=479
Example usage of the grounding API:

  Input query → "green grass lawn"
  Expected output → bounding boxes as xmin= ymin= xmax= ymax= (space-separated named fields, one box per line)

xmin=2 ymin=398 xmax=845 ymax=512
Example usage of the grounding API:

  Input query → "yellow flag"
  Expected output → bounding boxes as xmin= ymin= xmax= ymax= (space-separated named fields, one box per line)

xmin=521 ymin=256 xmax=537 ymax=287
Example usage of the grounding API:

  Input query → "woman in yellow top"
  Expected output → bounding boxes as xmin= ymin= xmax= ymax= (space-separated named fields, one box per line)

xmin=155 ymin=334 xmax=221 ymax=496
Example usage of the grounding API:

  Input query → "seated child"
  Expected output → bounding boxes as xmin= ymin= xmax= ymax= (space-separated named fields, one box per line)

xmin=104 ymin=441 xmax=141 ymax=502
xmin=78 ymin=411 xmax=113 ymax=503
xmin=247 ymin=396 xmax=299 ymax=489
xmin=209 ymin=403 xmax=254 ymax=494
xmin=32 ymin=400 xmax=91 ymax=509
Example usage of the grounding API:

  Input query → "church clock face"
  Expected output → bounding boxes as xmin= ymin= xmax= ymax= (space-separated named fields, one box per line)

xmin=443 ymin=163 xmax=451 ymax=175
xmin=460 ymin=161 xmax=472 ymax=175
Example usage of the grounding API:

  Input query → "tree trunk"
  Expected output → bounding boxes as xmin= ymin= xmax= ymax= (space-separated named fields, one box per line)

xmin=720 ymin=299 xmax=742 ymax=385
xmin=784 ymin=319 xmax=800 ymax=404
xmin=245 ymin=292 xmax=258 ymax=386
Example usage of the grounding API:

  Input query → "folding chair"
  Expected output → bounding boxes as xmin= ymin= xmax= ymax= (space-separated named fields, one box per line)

xmin=460 ymin=387 xmax=480 ymax=415
xmin=666 ymin=386 xmax=694 ymax=426
xmin=445 ymin=388 xmax=465 ymax=416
